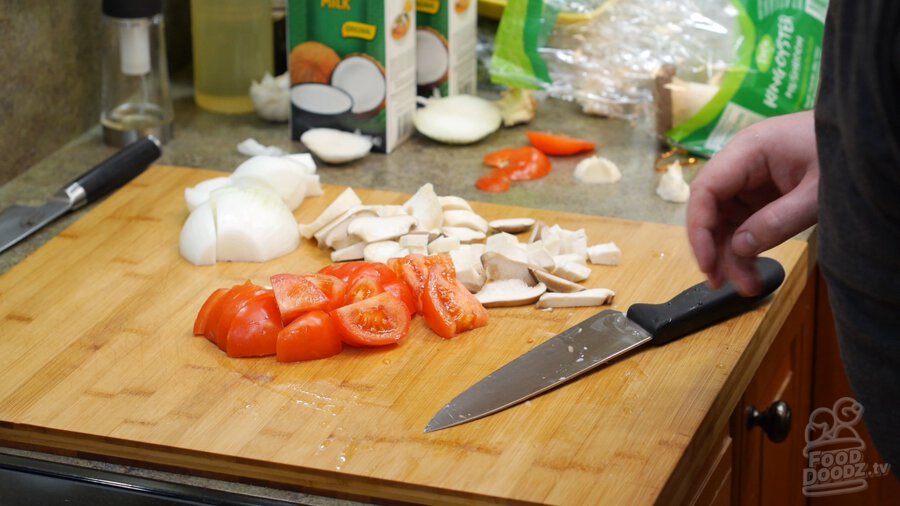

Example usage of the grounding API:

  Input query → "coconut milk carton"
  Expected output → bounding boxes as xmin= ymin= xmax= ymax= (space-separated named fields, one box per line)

xmin=415 ymin=0 xmax=477 ymax=97
xmin=287 ymin=0 xmax=416 ymax=153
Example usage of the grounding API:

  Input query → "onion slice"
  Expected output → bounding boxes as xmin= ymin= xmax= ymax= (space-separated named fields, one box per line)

xmin=413 ymin=95 xmax=502 ymax=145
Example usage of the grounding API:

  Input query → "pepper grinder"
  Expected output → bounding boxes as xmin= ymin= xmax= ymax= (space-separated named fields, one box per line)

xmin=100 ymin=0 xmax=173 ymax=147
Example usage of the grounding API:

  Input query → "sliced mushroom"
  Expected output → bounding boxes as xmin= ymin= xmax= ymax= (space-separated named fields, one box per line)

xmin=428 ymin=235 xmax=461 ymax=254
xmin=528 ymin=221 xmax=547 ymax=244
xmin=485 ymin=232 xmax=528 ymax=263
xmin=450 ymin=246 xmax=486 ymax=293
xmin=347 ymin=215 xmax=417 ymax=243
xmin=373 ymin=204 xmax=407 ymax=217
xmin=481 ymin=251 xmax=537 ymax=286
xmin=399 ymin=233 xmax=430 ymax=255
xmin=403 ymin=183 xmax=443 ymax=233
xmin=588 ymin=241 xmax=622 ymax=266
xmin=438 ymin=195 xmax=473 ymax=212
xmin=298 ymin=187 xmax=362 ymax=238
xmin=535 ymin=288 xmax=615 ymax=309
xmin=531 ymin=269 xmax=586 ymax=293
xmin=552 ymin=260 xmax=592 ymax=283
xmin=363 ymin=241 xmax=403 ymax=263
xmin=442 ymin=209 xmax=489 ymax=233
xmin=525 ymin=241 xmax=556 ymax=272
xmin=441 ymin=226 xmax=486 ymax=243
xmin=315 ymin=206 xmax=376 ymax=248
xmin=476 ymin=280 xmax=547 ymax=307
xmin=489 ymin=217 xmax=536 ymax=234
xmin=330 ymin=241 xmax=366 ymax=262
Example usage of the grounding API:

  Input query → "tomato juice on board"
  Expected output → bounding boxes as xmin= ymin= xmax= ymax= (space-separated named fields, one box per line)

xmin=287 ymin=0 xmax=417 ymax=153
xmin=415 ymin=0 xmax=477 ymax=99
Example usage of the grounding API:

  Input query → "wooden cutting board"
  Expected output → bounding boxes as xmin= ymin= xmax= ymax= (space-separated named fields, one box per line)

xmin=0 ymin=165 xmax=807 ymax=505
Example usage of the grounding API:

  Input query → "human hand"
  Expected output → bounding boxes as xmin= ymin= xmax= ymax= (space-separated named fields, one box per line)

xmin=687 ymin=111 xmax=820 ymax=295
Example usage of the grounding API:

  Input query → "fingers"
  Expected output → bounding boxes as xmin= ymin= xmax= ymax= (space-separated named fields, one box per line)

xmin=731 ymin=172 xmax=819 ymax=257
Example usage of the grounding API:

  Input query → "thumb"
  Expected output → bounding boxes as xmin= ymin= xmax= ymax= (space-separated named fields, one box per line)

xmin=732 ymin=177 xmax=818 ymax=257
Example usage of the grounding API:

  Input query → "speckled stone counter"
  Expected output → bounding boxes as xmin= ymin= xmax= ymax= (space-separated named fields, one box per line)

xmin=0 ymin=85 xmax=694 ymax=504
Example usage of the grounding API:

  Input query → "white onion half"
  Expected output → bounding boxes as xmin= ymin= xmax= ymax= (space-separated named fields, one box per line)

xmin=211 ymin=186 xmax=300 ymax=263
xmin=231 ymin=155 xmax=316 ymax=210
xmin=413 ymin=95 xmax=502 ymax=144
xmin=179 ymin=201 xmax=217 ymax=266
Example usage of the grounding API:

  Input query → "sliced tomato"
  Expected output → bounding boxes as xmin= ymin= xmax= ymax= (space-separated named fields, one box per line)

xmin=388 ymin=254 xmax=429 ymax=307
xmin=475 ymin=171 xmax=511 ymax=193
xmin=270 ymin=273 xmax=329 ymax=323
xmin=421 ymin=263 xmax=488 ymax=339
xmin=193 ymin=287 xmax=229 ymax=336
xmin=383 ymin=279 xmax=417 ymax=316
xmin=526 ymin=131 xmax=595 ymax=156
xmin=302 ymin=273 xmax=347 ymax=312
xmin=226 ymin=289 xmax=282 ymax=358
xmin=276 ymin=310 xmax=342 ymax=362
xmin=482 ymin=147 xmax=551 ymax=182
xmin=209 ymin=282 xmax=267 ymax=350
xmin=344 ymin=273 xmax=386 ymax=306
xmin=330 ymin=292 xmax=411 ymax=346
xmin=318 ymin=261 xmax=368 ymax=283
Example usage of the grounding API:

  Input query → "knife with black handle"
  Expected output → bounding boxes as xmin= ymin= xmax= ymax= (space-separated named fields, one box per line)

xmin=425 ymin=257 xmax=785 ymax=432
xmin=0 ymin=136 xmax=162 ymax=254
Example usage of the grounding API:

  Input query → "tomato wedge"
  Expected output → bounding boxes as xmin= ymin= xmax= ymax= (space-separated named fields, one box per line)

xmin=302 ymin=273 xmax=347 ymax=312
xmin=344 ymin=273 xmax=386 ymax=305
xmin=270 ymin=273 xmax=329 ymax=323
xmin=209 ymin=282 xmax=267 ymax=350
xmin=526 ymin=131 xmax=595 ymax=156
xmin=276 ymin=310 xmax=342 ymax=362
xmin=330 ymin=292 xmax=411 ymax=346
xmin=193 ymin=287 xmax=228 ymax=336
xmin=226 ymin=289 xmax=282 ymax=358
xmin=421 ymin=263 xmax=488 ymax=339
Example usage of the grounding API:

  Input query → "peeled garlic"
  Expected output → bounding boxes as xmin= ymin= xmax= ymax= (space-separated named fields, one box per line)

xmin=656 ymin=161 xmax=690 ymax=203
xmin=574 ymin=156 xmax=622 ymax=184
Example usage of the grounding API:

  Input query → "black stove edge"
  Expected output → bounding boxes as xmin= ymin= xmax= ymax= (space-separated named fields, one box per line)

xmin=0 ymin=452 xmax=311 ymax=506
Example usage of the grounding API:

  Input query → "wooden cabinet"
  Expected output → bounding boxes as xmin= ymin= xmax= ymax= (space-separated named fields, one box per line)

xmin=690 ymin=269 xmax=899 ymax=506
xmin=686 ymin=275 xmax=815 ymax=506
xmin=731 ymin=276 xmax=815 ymax=506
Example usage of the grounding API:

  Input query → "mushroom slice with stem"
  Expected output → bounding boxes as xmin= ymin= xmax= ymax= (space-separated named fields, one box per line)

xmin=442 ymin=209 xmax=489 ymax=233
xmin=588 ymin=242 xmax=622 ymax=266
xmin=363 ymin=241 xmax=404 ymax=263
xmin=403 ymin=183 xmax=443 ymax=233
xmin=347 ymin=215 xmax=417 ymax=243
xmin=441 ymin=226 xmax=486 ymax=243
xmin=489 ymin=218 xmax=536 ymax=234
xmin=438 ymin=195 xmax=473 ymax=212
xmin=481 ymin=252 xmax=537 ymax=286
xmin=476 ymin=280 xmax=547 ymax=307
xmin=531 ymin=269 xmax=586 ymax=293
xmin=535 ymin=288 xmax=615 ymax=309
xmin=298 ymin=187 xmax=362 ymax=238
xmin=331 ymin=241 xmax=366 ymax=262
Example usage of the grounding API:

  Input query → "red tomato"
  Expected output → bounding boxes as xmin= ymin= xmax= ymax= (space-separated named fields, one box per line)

xmin=526 ymin=131 xmax=595 ymax=156
xmin=209 ymin=283 xmax=267 ymax=350
xmin=344 ymin=273 xmax=386 ymax=306
xmin=482 ymin=147 xmax=551 ymax=182
xmin=276 ymin=310 xmax=342 ymax=362
xmin=388 ymin=254 xmax=429 ymax=308
xmin=270 ymin=273 xmax=329 ymax=323
xmin=226 ymin=289 xmax=282 ymax=358
xmin=383 ymin=279 xmax=417 ymax=316
xmin=318 ymin=261 xmax=367 ymax=283
xmin=303 ymin=273 xmax=347 ymax=312
xmin=193 ymin=287 xmax=228 ymax=336
xmin=330 ymin=292 xmax=411 ymax=346
xmin=421 ymin=264 xmax=488 ymax=339
xmin=476 ymin=171 xmax=511 ymax=193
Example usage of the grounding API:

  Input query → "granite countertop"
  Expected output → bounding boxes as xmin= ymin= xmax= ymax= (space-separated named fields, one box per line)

xmin=0 ymin=85 xmax=700 ymax=504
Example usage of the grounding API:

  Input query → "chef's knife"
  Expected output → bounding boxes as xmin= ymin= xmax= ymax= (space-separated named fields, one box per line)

xmin=425 ymin=257 xmax=785 ymax=433
xmin=0 ymin=136 xmax=161 ymax=254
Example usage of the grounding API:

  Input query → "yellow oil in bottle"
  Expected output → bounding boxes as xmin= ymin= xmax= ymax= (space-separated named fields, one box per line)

xmin=191 ymin=0 xmax=273 ymax=114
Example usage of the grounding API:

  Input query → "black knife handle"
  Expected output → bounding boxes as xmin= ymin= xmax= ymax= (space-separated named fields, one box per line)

xmin=625 ymin=257 xmax=785 ymax=346
xmin=68 ymin=136 xmax=162 ymax=203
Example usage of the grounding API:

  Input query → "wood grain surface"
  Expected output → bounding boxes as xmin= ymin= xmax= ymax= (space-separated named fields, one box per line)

xmin=0 ymin=165 xmax=808 ymax=505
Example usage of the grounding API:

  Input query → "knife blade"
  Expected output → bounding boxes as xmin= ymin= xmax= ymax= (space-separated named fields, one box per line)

xmin=0 ymin=136 xmax=162 ymax=254
xmin=425 ymin=256 xmax=785 ymax=433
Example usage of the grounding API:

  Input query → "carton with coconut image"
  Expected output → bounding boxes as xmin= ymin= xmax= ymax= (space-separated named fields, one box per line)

xmin=287 ymin=0 xmax=417 ymax=153
xmin=415 ymin=0 xmax=477 ymax=98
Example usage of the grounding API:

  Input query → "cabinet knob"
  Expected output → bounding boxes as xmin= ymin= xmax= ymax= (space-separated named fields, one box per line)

xmin=746 ymin=400 xmax=792 ymax=443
